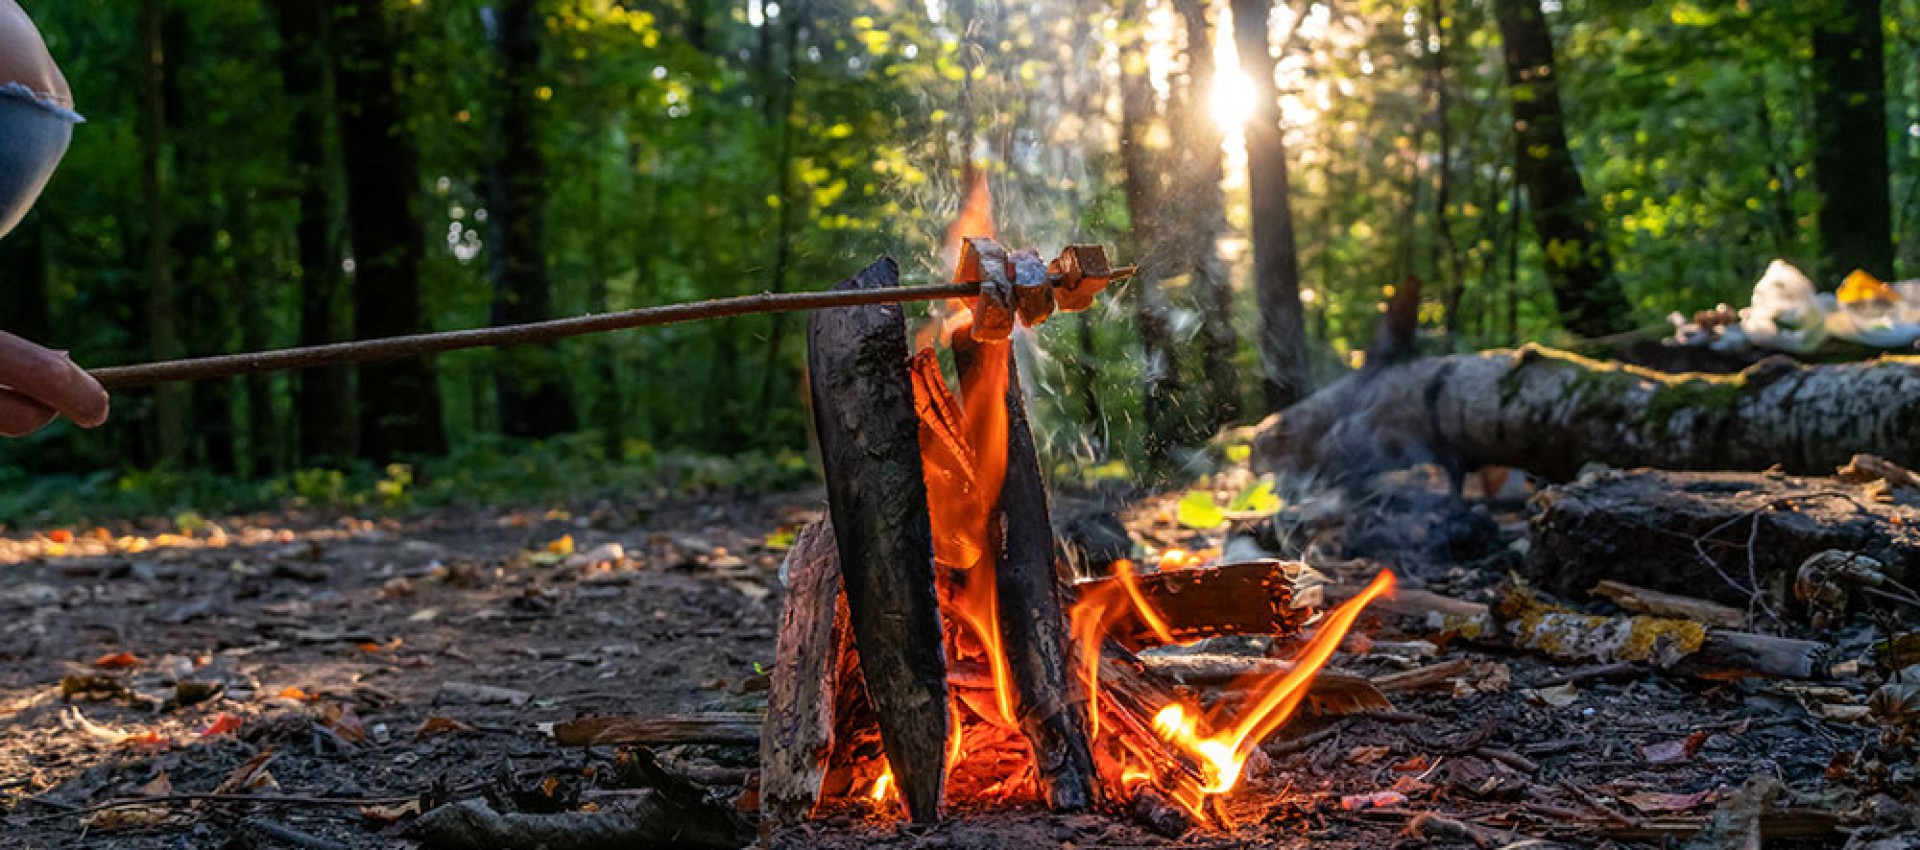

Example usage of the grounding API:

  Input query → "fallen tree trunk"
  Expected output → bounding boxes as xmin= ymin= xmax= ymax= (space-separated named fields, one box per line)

xmin=1249 ymin=345 xmax=1920 ymax=483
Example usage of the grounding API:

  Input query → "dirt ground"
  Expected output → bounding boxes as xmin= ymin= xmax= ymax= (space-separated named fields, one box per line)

xmin=1 ymin=480 xmax=1914 ymax=849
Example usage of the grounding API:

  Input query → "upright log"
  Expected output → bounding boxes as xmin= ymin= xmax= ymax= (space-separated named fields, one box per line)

xmin=759 ymin=522 xmax=844 ymax=827
xmin=954 ymin=330 xmax=1099 ymax=810
xmin=806 ymin=258 xmax=949 ymax=822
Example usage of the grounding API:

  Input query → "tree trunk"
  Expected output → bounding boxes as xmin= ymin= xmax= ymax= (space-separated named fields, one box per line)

xmin=1250 ymin=346 xmax=1920 ymax=484
xmin=1172 ymin=0 xmax=1243 ymax=428
xmin=332 ymin=0 xmax=446 ymax=460
xmin=1812 ymin=0 xmax=1893 ymax=281
xmin=140 ymin=0 xmax=189 ymax=467
xmin=1490 ymin=0 xmax=1632 ymax=338
xmin=756 ymin=0 xmax=808 ymax=418
xmin=1117 ymin=5 xmax=1184 ymax=463
xmin=488 ymin=0 xmax=575 ymax=440
xmin=1231 ymin=0 xmax=1311 ymax=412
xmin=271 ymin=0 xmax=354 ymax=463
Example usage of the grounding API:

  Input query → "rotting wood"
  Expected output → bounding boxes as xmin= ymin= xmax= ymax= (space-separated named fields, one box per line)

xmin=758 ymin=522 xmax=843 ymax=827
xmin=1526 ymin=469 xmax=1919 ymax=608
xmin=1072 ymin=560 xmax=1317 ymax=649
xmin=552 ymin=714 xmax=762 ymax=747
xmin=805 ymin=257 xmax=949 ymax=823
xmin=952 ymin=328 xmax=1098 ymax=811
xmin=1249 ymin=345 xmax=1920 ymax=484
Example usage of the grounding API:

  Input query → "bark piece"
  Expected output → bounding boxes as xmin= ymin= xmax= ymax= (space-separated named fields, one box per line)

xmin=1527 ymin=468 xmax=1919 ymax=607
xmin=805 ymin=257 xmax=948 ymax=823
xmin=1072 ymin=561 xmax=1316 ymax=649
xmin=759 ymin=522 xmax=842 ymax=827
xmin=552 ymin=714 xmax=762 ymax=747
xmin=953 ymin=334 xmax=1098 ymax=811
xmin=1252 ymin=346 xmax=1920 ymax=484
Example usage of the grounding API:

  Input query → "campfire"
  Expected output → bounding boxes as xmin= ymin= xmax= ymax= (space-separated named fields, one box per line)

xmin=760 ymin=183 xmax=1397 ymax=832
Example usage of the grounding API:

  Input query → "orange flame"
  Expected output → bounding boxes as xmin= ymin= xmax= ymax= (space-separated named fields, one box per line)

xmin=870 ymin=768 xmax=894 ymax=802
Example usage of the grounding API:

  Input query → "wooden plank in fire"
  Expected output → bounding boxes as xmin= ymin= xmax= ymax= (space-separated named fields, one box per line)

xmin=1074 ymin=560 xmax=1318 ymax=649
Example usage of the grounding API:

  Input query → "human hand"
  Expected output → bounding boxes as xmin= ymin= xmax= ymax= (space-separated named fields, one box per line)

xmin=0 ymin=331 xmax=108 ymax=436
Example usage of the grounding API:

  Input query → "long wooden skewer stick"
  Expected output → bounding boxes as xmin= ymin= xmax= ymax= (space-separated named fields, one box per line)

xmin=90 ymin=282 xmax=981 ymax=390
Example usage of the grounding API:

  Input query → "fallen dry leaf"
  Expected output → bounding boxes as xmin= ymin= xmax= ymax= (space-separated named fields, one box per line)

xmin=1347 ymin=745 xmax=1391 ymax=765
xmin=323 ymin=702 xmax=368 ymax=743
xmin=1620 ymin=788 xmax=1716 ymax=814
xmin=1641 ymin=730 xmax=1710 ymax=764
xmin=139 ymin=769 xmax=172 ymax=797
xmin=415 ymin=715 xmax=476 ymax=739
xmin=213 ymin=750 xmax=278 ymax=795
xmin=360 ymin=799 xmax=421 ymax=824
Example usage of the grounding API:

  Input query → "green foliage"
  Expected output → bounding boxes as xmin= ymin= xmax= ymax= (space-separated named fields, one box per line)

xmin=6 ymin=0 xmax=1920 ymax=504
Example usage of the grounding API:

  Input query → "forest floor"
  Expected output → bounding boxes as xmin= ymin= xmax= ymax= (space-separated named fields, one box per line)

xmin=0 ymin=476 xmax=1913 ymax=849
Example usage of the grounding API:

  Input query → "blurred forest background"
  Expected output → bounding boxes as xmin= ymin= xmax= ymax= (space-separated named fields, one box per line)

xmin=2 ymin=0 xmax=1917 ymax=519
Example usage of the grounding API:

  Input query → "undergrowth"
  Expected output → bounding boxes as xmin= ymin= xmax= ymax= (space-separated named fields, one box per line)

xmin=0 ymin=432 xmax=816 ymax=528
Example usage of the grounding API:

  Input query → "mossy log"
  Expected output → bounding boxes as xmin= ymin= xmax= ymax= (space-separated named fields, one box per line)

xmin=1250 ymin=345 xmax=1920 ymax=483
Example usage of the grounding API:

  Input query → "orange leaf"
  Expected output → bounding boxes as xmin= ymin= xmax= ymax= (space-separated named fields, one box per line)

xmin=414 ymin=716 xmax=474 ymax=739
xmin=197 ymin=713 xmax=242 ymax=737
xmin=274 ymin=686 xmax=312 ymax=701
xmin=94 ymin=652 xmax=142 ymax=670
xmin=123 ymin=731 xmax=170 ymax=748
xmin=48 ymin=529 xmax=74 ymax=544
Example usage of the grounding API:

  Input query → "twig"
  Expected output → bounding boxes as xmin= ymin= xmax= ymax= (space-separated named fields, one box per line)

xmin=1687 ymin=491 xmax=1859 ymax=627
xmin=1533 ymin=661 xmax=1638 ymax=688
xmin=29 ymin=792 xmax=425 ymax=824
xmin=1556 ymin=780 xmax=1639 ymax=829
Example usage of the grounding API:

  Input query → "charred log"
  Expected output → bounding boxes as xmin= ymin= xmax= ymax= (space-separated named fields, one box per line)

xmin=1250 ymin=346 xmax=1920 ymax=484
xmin=952 ymin=332 xmax=1098 ymax=811
xmin=805 ymin=257 xmax=949 ymax=822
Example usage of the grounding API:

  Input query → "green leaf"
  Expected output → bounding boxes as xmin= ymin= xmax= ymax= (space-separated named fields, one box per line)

xmin=1176 ymin=490 xmax=1227 ymax=530
xmin=1227 ymin=480 xmax=1283 ymax=515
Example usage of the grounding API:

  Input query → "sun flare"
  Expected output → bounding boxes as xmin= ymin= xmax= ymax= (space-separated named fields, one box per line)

xmin=1209 ymin=4 xmax=1260 ymax=129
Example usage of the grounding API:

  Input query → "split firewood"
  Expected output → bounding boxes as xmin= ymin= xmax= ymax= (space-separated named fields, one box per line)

xmin=1072 ymin=560 xmax=1318 ymax=649
xmin=1527 ymin=469 xmax=1919 ymax=608
xmin=553 ymin=714 xmax=763 ymax=747
xmin=953 ymin=330 xmax=1098 ymax=810
xmin=1591 ymin=580 xmax=1747 ymax=630
xmin=1326 ymin=584 xmax=1495 ymax=641
xmin=805 ymin=257 xmax=950 ymax=822
xmin=1250 ymin=344 xmax=1920 ymax=484
xmin=759 ymin=522 xmax=844 ymax=828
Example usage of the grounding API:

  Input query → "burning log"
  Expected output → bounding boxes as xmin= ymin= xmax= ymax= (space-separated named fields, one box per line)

xmin=1249 ymin=344 xmax=1920 ymax=484
xmin=805 ymin=257 xmax=950 ymax=822
xmin=951 ymin=329 xmax=1099 ymax=810
xmin=1070 ymin=560 xmax=1318 ymax=650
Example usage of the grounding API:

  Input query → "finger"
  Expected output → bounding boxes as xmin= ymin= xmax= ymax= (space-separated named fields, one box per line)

xmin=0 ymin=331 xmax=109 ymax=427
xmin=0 ymin=388 xmax=56 ymax=437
